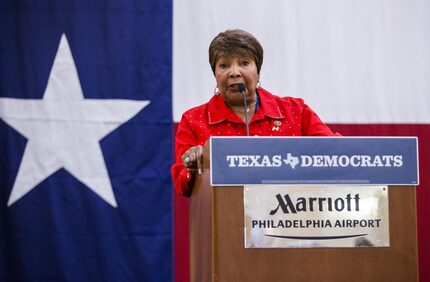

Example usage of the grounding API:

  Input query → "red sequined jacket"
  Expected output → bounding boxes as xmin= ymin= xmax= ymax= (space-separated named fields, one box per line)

xmin=171 ymin=87 xmax=338 ymax=196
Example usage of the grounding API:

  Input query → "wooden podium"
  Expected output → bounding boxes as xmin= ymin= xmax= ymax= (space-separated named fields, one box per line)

xmin=189 ymin=145 xmax=418 ymax=282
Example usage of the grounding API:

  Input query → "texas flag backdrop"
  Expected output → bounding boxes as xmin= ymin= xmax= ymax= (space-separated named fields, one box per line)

xmin=1 ymin=0 xmax=430 ymax=282
xmin=0 ymin=0 xmax=173 ymax=281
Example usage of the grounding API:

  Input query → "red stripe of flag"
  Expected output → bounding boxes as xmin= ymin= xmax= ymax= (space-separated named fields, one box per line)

xmin=173 ymin=124 xmax=430 ymax=282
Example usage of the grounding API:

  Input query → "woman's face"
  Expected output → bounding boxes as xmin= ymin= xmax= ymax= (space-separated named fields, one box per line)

xmin=215 ymin=54 xmax=259 ymax=106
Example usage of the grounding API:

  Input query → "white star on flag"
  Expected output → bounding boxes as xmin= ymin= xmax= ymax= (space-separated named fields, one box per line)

xmin=0 ymin=34 xmax=150 ymax=208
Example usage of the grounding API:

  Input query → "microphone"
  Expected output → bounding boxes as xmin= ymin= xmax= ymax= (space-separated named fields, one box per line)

xmin=238 ymin=83 xmax=250 ymax=136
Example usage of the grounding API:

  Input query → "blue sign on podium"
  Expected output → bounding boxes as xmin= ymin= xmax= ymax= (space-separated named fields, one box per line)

xmin=210 ymin=137 xmax=419 ymax=186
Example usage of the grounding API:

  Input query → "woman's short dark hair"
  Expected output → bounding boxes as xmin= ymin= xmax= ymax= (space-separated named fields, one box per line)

xmin=209 ymin=29 xmax=264 ymax=74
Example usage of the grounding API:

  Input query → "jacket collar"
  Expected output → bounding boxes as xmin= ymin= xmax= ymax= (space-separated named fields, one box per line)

xmin=253 ymin=87 xmax=284 ymax=120
xmin=207 ymin=87 xmax=284 ymax=125
xmin=207 ymin=94 xmax=242 ymax=124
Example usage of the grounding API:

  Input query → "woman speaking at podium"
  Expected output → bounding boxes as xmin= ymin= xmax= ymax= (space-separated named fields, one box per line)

xmin=171 ymin=29 xmax=338 ymax=196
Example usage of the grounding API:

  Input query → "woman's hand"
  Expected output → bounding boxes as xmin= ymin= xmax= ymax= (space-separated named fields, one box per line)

xmin=182 ymin=145 xmax=203 ymax=173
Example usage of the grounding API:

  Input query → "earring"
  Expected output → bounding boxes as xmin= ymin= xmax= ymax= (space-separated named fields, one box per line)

xmin=213 ymin=86 xmax=219 ymax=95
xmin=257 ymin=81 xmax=261 ymax=88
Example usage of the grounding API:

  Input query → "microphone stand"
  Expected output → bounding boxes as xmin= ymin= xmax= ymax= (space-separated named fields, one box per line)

xmin=238 ymin=84 xmax=250 ymax=136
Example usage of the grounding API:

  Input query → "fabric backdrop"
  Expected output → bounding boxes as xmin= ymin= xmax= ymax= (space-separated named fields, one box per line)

xmin=173 ymin=1 xmax=430 ymax=282
xmin=1 ymin=0 xmax=173 ymax=281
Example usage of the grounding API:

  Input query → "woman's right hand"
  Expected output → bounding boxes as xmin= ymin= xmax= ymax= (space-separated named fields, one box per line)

xmin=181 ymin=145 xmax=203 ymax=172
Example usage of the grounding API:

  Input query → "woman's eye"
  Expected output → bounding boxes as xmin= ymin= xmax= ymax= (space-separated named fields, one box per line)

xmin=219 ymin=64 xmax=227 ymax=69
xmin=242 ymin=60 xmax=250 ymax=66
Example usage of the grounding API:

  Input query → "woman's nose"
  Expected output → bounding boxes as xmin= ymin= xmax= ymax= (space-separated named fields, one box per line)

xmin=229 ymin=64 xmax=241 ymax=77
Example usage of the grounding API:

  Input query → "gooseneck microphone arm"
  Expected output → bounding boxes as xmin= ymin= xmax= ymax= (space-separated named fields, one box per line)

xmin=238 ymin=83 xmax=250 ymax=136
